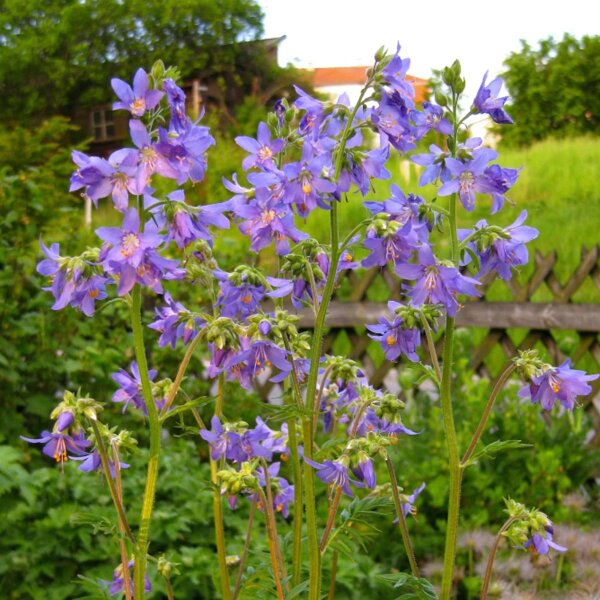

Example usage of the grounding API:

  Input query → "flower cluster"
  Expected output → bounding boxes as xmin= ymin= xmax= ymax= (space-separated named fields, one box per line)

xmin=503 ymin=499 xmax=567 ymax=557
xmin=26 ymin=43 xmax=599 ymax=600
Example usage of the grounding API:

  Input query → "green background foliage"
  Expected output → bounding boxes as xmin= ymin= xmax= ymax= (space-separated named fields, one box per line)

xmin=498 ymin=34 xmax=600 ymax=146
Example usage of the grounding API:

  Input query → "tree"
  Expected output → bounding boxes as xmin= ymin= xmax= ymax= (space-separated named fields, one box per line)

xmin=498 ymin=34 xmax=600 ymax=146
xmin=0 ymin=0 xmax=267 ymax=125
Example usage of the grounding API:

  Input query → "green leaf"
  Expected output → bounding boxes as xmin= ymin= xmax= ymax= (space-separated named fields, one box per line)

xmin=463 ymin=439 xmax=532 ymax=467
xmin=377 ymin=572 xmax=438 ymax=599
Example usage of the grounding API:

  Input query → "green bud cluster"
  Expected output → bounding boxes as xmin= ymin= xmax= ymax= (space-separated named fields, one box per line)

xmin=152 ymin=378 xmax=174 ymax=407
xmin=205 ymin=316 xmax=240 ymax=350
xmin=229 ymin=265 xmax=267 ymax=288
xmin=150 ymin=59 xmax=181 ymax=89
xmin=366 ymin=212 xmax=404 ymax=238
xmin=157 ymin=554 xmax=181 ymax=578
xmin=218 ymin=462 xmax=258 ymax=496
xmin=324 ymin=356 xmax=362 ymax=383
xmin=347 ymin=432 xmax=391 ymax=461
xmin=442 ymin=60 xmax=465 ymax=94
xmin=502 ymin=498 xmax=554 ymax=547
xmin=51 ymin=389 xmax=104 ymax=425
xmin=88 ymin=420 xmax=137 ymax=453
xmin=393 ymin=303 xmax=440 ymax=329
xmin=513 ymin=349 xmax=551 ymax=382
xmin=374 ymin=392 xmax=406 ymax=425
xmin=468 ymin=225 xmax=512 ymax=254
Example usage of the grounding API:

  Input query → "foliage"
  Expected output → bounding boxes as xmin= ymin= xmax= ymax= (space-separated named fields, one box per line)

xmin=498 ymin=34 xmax=600 ymax=146
xmin=0 ymin=0 xmax=272 ymax=125
xmin=0 ymin=117 xmax=127 ymax=440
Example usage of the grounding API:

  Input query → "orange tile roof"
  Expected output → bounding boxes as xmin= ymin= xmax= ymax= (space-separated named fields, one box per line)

xmin=305 ymin=66 xmax=429 ymax=103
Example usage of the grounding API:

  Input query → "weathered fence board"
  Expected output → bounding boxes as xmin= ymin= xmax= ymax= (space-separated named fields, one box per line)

xmin=296 ymin=301 xmax=600 ymax=331
xmin=262 ymin=246 xmax=600 ymax=438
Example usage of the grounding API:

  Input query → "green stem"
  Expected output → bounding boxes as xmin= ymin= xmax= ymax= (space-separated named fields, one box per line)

xmin=287 ymin=416 xmax=304 ymax=587
xmin=302 ymin=78 xmax=373 ymax=600
xmin=439 ymin=282 xmax=461 ymax=600
xmin=279 ymin=336 xmax=304 ymax=586
xmin=112 ymin=442 xmax=132 ymax=600
xmin=481 ymin=517 xmax=518 ymax=599
xmin=439 ymin=87 xmax=464 ymax=599
xmin=420 ymin=314 xmax=442 ymax=384
xmin=233 ymin=501 xmax=256 ymax=600
xmin=159 ymin=328 xmax=206 ymax=417
xmin=386 ymin=457 xmax=420 ymax=577
xmin=131 ymin=285 xmax=161 ymax=600
xmin=327 ymin=552 xmax=339 ymax=600
xmin=260 ymin=459 xmax=288 ymax=588
xmin=462 ymin=364 xmax=516 ymax=466
xmin=89 ymin=419 xmax=135 ymax=545
xmin=257 ymin=488 xmax=286 ymax=600
xmin=319 ymin=486 xmax=343 ymax=554
xmin=212 ymin=373 xmax=232 ymax=600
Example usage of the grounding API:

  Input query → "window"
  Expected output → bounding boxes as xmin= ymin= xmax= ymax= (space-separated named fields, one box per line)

xmin=90 ymin=107 xmax=116 ymax=141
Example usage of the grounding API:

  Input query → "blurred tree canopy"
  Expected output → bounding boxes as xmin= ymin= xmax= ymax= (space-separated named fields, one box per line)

xmin=499 ymin=34 xmax=600 ymax=146
xmin=0 ymin=0 xmax=300 ymax=127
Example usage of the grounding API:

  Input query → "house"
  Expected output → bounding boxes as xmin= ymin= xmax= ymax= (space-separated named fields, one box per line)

xmin=306 ymin=65 xmax=428 ymax=105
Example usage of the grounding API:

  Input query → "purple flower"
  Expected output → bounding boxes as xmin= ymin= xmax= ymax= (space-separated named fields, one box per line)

xmin=366 ymin=301 xmax=421 ymax=362
xmin=199 ymin=416 xmax=246 ymax=463
xmin=478 ymin=164 xmax=521 ymax=213
xmin=148 ymin=292 xmax=202 ymax=348
xmin=522 ymin=527 xmax=567 ymax=555
xmin=411 ymin=144 xmax=452 ymax=186
xmin=129 ymin=120 xmax=180 ymax=191
xmin=155 ymin=121 xmax=215 ymax=185
xmin=395 ymin=246 xmax=480 ymax=316
xmin=438 ymin=147 xmax=499 ymax=211
xmin=412 ymin=102 xmax=452 ymax=137
xmin=112 ymin=361 xmax=158 ymax=414
xmin=354 ymin=454 xmax=377 ymax=488
xmin=72 ymin=149 xmax=139 ymax=211
xmin=228 ymin=340 xmax=291 ymax=389
xmin=163 ymin=78 xmax=189 ymax=132
xmin=236 ymin=122 xmax=284 ymax=171
xmin=55 ymin=411 xmax=74 ymax=431
xmin=111 ymin=68 xmax=163 ymax=117
xmin=518 ymin=360 xmax=598 ymax=411
xmin=69 ymin=274 xmax=109 ymax=316
xmin=164 ymin=190 xmax=230 ymax=248
xmin=381 ymin=44 xmax=414 ymax=107
xmin=354 ymin=409 xmax=418 ymax=438
xmin=371 ymin=89 xmax=412 ymax=143
xmin=96 ymin=208 xmax=174 ymax=295
xmin=235 ymin=198 xmax=308 ymax=255
xmin=473 ymin=72 xmax=513 ymax=125
xmin=293 ymin=85 xmax=325 ymax=137
xmin=362 ymin=220 xmax=419 ymax=272
xmin=364 ymin=185 xmax=428 ymax=239
xmin=214 ymin=272 xmax=265 ymax=320
xmin=459 ymin=210 xmax=538 ymax=280
xmin=304 ymin=457 xmax=364 ymax=496
xmin=402 ymin=482 xmax=426 ymax=517
xmin=72 ymin=450 xmax=129 ymax=478
xmin=20 ymin=430 xmax=91 ymax=467
xmin=107 ymin=560 xmax=151 ymax=597
xmin=283 ymin=152 xmax=336 ymax=217
xmin=242 ymin=418 xmax=276 ymax=461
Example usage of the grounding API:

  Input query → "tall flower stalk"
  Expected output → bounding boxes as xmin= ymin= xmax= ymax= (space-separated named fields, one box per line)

xmin=24 ymin=48 xmax=596 ymax=600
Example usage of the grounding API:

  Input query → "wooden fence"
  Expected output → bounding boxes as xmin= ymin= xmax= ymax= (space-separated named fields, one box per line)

xmin=262 ymin=246 xmax=600 ymax=433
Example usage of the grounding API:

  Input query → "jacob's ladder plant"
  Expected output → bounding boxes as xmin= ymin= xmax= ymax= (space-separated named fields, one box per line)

xmin=24 ymin=47 xmax=597 ymax=599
